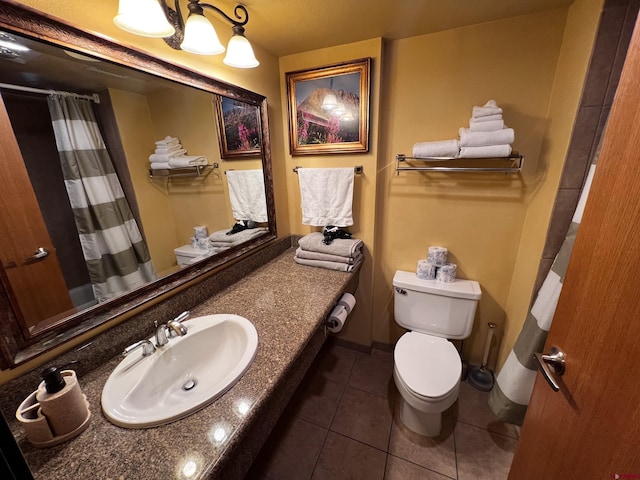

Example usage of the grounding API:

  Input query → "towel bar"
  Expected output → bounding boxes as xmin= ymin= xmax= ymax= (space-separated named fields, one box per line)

xmin=293 ymin=166 xmax=363 ymax=174
xmin=149 ymin=162 xmax=218 ymax=178
xmin=395 ymin=154 xmax=523 ymax=175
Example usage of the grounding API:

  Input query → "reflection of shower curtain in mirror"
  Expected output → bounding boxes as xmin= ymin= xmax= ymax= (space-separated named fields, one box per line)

xmin=46 ymin=95 xmax=157 ymax=302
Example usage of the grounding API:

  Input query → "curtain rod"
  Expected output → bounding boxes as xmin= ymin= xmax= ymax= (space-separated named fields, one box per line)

xmin=0 ymin=83 xmax=100 ymax=103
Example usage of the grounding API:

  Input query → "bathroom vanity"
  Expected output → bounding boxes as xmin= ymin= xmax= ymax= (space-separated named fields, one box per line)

xmin=0 ymin=237 xmax=360 ymax=479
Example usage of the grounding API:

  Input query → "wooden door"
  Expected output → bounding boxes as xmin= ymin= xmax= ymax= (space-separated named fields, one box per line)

xmin=508 ymin=15 xmax=640 ymax=479
xmin=0 ymin=93 xmax=75 ymax=335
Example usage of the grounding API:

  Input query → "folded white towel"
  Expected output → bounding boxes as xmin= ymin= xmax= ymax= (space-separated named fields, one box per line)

xmin=155 ymin=136 xmax=180 ymax=146
xmin=458 ymin=144 xmax=512 ymax=158
xmin=298 ymin=168 xmax=354 ymax=227
xmin=472 ymin=100 xmax=503 ymax=118
xmin=168 ymin=156 xmax=208 ymax=168
xmin=209 ymin=226 xmax=267 ymax=243
xmin=412 ymin=140 xmax=459 ymax=159
xmin=295 ymin=247 xmax=357 ymax=264
xmin=459 ymin=128 xmax=514 ymax=147
xmin=469 ymin=119 xmax=505 ymax=131
xmin=298 ymin=232 xmax=363 ymax=257
xmin=155 ymin=144 xmax=183 ymax=154
xmin=469 ymin=114 xmax=503 ymax=123
xmin=294 ymin=254 xmax=363 ymax=273
xmin=150 ymin=162 xmax=171 ymax=170
xmin=225 ymin=170 xmax=268 ymax=223
xmin=149 ymin=150 xmax=187 ymax=163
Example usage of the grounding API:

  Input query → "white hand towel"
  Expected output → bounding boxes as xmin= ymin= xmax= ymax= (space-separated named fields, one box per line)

xmin=458 ymin=144 xmax=512 ymax=158
xmin=469 ymin=114 xmax=502 ymax=123
xmin=168 ymin=156 xmax=208 ymax=168
xmin=412 ymin=140 xmax=459 ymax=158
xmin=155 ymin=136 xmax=180 ymax=146
xmin=155 ymin=144 xmax=183 ymax=154
xmin=469 ymin=119 xmax=505 ymax=131
xmin=149 ymin=161 xmax=171 ymax=169
xmin=294 ymin=254 xmax=363 ymax=273
xmin=298 ymin=232 xmax=363 ymax=257
xmin=472 ymin=100 xmax=503 ymax=118
xmin=226 ymin=169 xmax=268 ymax=223
xmin=149 ymin=150 xmax=187 ymax=162
xmin=459 ymin=128 xmax=514 ymax=147
xmin=298 ymin=168 xmax=354 ymax=227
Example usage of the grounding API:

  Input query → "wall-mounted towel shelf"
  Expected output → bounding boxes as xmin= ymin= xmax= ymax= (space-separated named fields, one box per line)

xmin=395 ymin=154 xmax=524 ymax=175
xmin=149 ymin=163 xmax=218 ymax=179
xmin=293 ymin=165 xmax=364 ymax=174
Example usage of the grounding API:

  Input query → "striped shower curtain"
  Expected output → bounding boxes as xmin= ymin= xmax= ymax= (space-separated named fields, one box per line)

xmin=47 ymin=95 xmax=157 ymax=303
xmin=488 ymin=145 xmax=600 ymax=425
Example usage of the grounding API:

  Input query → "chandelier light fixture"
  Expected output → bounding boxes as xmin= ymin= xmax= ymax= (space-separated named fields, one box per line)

xmin=113 ymin=0 xmax=259 ymax=68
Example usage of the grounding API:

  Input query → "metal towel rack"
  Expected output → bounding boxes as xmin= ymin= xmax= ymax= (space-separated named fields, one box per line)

xmin=293 ymin=165 xmax=364 ymax=174
xmin=149 ymin=162 xmax=218 ymax=178
xmin=395 ymin=153 xmax=524 ymax=175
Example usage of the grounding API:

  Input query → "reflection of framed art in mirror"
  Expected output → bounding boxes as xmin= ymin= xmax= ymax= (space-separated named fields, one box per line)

xmin=214 ymin=96 xmax=262 ymax=159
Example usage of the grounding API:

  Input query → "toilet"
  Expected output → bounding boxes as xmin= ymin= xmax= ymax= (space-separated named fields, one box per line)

xmin=392 ymin=270 xmax=481 ymax=437
xmin=173 ymin=245 xmax=208 ymax=268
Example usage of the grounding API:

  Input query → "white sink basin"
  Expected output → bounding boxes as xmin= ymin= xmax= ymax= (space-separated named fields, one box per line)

xmin=101 ymin=314 xmax=258 ymax=428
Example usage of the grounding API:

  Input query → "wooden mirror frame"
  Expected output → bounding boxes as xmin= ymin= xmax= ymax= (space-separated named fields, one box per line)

xmin=0 ymin=1 xmax=277 ymax=369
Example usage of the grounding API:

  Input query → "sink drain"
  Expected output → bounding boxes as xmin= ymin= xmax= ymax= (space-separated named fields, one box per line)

xmin=182 ymin=379 xmax=197 ymax=391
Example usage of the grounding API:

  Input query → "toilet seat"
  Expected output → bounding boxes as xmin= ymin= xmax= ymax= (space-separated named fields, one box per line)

xmin=394 ymin=332 xmax=461 ymax=400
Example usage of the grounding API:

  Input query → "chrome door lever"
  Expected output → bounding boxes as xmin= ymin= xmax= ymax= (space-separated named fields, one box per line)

xmin=24 ymin=247 xmax=49 ymax=264
xmin=533 ymin=346 xmax=566 ymax=392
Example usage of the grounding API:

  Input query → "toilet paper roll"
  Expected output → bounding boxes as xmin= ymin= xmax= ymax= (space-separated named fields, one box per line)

xmin=337 ymin=293 xmax=356 ymax=314
xmin=416 ymin=260 xmax=437 ymax=280
xmin=436 ymin=263 xmax=457 ymax=283
xmin=427 ymin=246 xmax=448 ymax=266
xmin=194 ymin=225 xmax=208 ymax=239
xmin=327 ymin=304 xmax=348 ymax=333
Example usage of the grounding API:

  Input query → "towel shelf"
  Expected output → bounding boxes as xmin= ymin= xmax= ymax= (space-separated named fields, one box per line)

xmin=149 ymin=163 xmax=218 ymax=179
xmin=395 ymin=153 xmax=524 ymax=175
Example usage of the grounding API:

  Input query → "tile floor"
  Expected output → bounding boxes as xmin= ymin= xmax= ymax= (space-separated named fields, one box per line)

xmin=247 ymin=340 xmax=519 ymax=480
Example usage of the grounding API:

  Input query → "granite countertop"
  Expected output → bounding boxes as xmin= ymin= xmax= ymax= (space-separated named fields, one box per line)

xmin=9 ymin=247 xmax=358 ymax=479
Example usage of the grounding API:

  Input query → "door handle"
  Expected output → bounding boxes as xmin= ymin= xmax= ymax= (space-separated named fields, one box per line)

xmin=24 ymin=247 xmax=49 ymax=264
xmin=533 ymin=346 xmax=566 ymax=392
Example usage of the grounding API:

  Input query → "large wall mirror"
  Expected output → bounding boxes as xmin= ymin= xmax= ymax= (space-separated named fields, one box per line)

xmin=0 ymin=2 xmax=276 ymax=368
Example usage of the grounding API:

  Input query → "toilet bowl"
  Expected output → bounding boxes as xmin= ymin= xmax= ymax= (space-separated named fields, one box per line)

xmin=392 ymin=270 xmax=481 ymax=437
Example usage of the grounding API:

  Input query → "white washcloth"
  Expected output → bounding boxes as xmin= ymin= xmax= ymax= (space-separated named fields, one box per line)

xmin=168 ymin=156 xmax=208 ymax=168
xmin=459 ymin=128 xmax=514 ymax=147
xmin=155 ymin=136 xmax=180 ymax=146
xmin=226 ymin=169 xmax=268 ymax=223
xmin=472 ymin=100 xmax=503 ymax=118
xmin=149 ymin=150 xmax=187 ymax=162
xmin=298 ymin=168 xmax=354 ymax=227
xmin=412 ymin=140 xmax=459 ymax=158
xmin=458 ymin=144 xmax=512 ymax=158
xmin=469 ymin=119 xmax=505 ymax=131
xmin=150 ymin=162 xmax=171 ymax=170
xmin=298 ymin=232 xmax=363 ymax=257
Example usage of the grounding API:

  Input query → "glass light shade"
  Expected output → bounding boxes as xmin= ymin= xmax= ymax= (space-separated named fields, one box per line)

xmin=333 ymin=103 xmax=346 ymax=117
xmin=113 ymin=0 xmax=175 ymax=37
xmin=180 ymin=13 xmax=225 ymax=55
xmin=223 ymin=34 xmax=259 ymax=68
xmin=321 ymin=93 xmax=338 ymax=111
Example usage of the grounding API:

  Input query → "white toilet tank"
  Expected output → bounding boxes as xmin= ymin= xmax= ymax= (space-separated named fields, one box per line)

xmin=393 ymin=270 xmax=481 ymax=340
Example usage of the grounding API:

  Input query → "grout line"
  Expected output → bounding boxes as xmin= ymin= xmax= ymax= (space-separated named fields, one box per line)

xmin=453 ymin=417 xmax=459 ymax=480
xmin=386 ymin=453 xmax=457 ymax=480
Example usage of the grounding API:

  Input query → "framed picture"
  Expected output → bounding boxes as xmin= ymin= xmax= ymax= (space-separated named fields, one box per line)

xmin=286 ymin=58 xmax=371 ymax=155
xmin=214 ymin=95 xmax=262 ymax=159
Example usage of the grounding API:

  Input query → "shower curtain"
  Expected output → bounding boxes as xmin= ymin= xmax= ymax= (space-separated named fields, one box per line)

xmin=47 ymin=94 xmax=157 ymax=303
xmin=488 ymin=142 xmax=601 ymax=425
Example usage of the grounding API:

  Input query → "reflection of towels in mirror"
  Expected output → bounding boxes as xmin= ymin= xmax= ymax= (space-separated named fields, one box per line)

xmin=225 ymin=170 xmax=268 ymax=223
xmin=209 ymin=227 xmax=267 ymax=247
xmin=297 ymin=168 xmax=354 ymax=227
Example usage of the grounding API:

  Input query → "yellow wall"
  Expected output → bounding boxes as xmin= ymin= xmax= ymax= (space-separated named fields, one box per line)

xmin=279 ymin=39 xmax=383 ymax=346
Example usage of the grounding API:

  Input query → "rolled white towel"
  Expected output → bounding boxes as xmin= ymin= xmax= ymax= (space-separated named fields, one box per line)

xmin=458 ymin=144 xmax=512 ymax=158
xmin=168 ymin=156 xmax=208 ymax=168
xmin=472 ymin=100 xmax=503 ymax=118
xmin=155 ymin=136 xmax=180 ymax=146
xmin=469 ymin=119 xmax=505 ymax=131
xmin=412 ymin=139 xmax=459 ymax=158
xmin=469 ymin=114 xmax=502 ymax=123
xmin=149 ymin=149 xmax=187 ymax=162
xmin=459 ymin=128 xmax=514 ymax=147
xmin=150 ymin=161 xmax=171 ymax=169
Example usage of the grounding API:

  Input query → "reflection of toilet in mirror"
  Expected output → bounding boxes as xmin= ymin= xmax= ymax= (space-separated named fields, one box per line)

xmin=392 ymin=270 xmax=481 ymax=437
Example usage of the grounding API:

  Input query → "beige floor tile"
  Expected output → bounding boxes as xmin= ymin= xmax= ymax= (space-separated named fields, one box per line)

xmin=315 ymin=344 xmax=357 ymax=385
xmin=311 ymin=432 xmax=386 ymax=480
xmin=388 ymin=399 xmax=457 ymax=479
xmin=254 ymin=416 xmax=327 ymax=480
xmin=330 ymin=386 xmax=394 ymax=451
xmin=384 ymin=454 xmax=455 ymax=480
xmin=290 ymin=375 xmax=345 ymax=429
xmin=455 ymin=422 xmax=517 ymax=480
xmin=454 ymin=381 xmax=520 ymax=439
xmin=348 ymin=351 xmax=395 ymax=398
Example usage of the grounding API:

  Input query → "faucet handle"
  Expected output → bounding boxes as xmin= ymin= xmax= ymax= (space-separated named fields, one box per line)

xmin=173 ymin=311 xmax=190 ymax=323
xmin=123 ymin=339 xmax=156 ymax=357
xmin=167 ymin=320 xmax=188 ymax=338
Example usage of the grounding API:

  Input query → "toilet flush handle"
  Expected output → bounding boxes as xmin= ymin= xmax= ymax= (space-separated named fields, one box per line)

xmin=395 ymin=287 xmax=407 ymax=295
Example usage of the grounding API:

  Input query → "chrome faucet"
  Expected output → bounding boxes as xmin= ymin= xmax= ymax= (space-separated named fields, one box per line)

xmin=155 ymin=311 xmax=189 ymax=347
xmin=123 ymin=339 xmax=156 ymax=357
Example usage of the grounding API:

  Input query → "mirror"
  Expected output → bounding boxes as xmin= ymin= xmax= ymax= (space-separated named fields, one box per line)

xmin=0 ymin=2 xmax=276 ymax=368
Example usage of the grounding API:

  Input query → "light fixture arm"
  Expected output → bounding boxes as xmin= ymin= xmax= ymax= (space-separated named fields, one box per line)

xmin=199 ymin=3 xmax=249 ymax=28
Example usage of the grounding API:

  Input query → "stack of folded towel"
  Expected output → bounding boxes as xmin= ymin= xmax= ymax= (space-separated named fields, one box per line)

xmin=208 ymin=226 xmax=267 ymax=252
xmin=458 ymin=100 xmax=514 ymax=158
xmin=410 ymin=99 xmax=515 ymax=159
xmin=149 ymin=136 xmax=208 ymax=170
xmin=294 ymin=232 xmax=363 ymax=272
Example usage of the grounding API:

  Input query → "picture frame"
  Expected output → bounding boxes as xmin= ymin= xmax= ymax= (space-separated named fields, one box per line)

xmin=214 ymin=95 xmax=262 ymax=159
xmin=286 ymin=58 xmax=371 ymax=155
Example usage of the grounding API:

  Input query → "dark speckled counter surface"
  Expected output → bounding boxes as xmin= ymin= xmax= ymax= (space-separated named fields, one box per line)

xmin=3 ymin=242 xmax=359 ymax=479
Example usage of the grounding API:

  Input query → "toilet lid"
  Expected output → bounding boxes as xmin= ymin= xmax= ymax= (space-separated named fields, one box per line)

xmin=394 ymin=332 xmax=462 ymax=398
